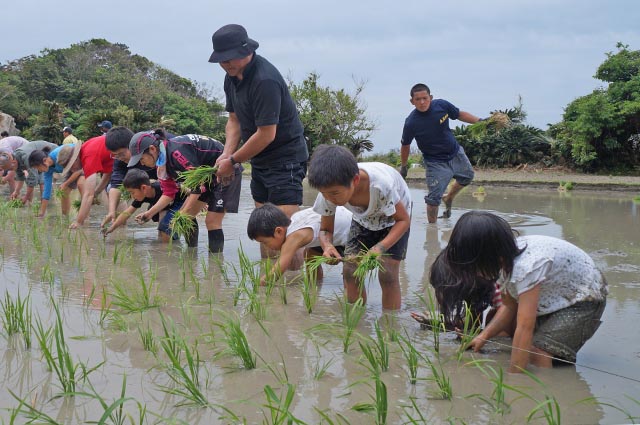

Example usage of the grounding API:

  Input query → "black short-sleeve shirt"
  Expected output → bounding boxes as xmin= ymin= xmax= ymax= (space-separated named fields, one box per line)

xmin=224 ymin=54 xmax=308 ymax=167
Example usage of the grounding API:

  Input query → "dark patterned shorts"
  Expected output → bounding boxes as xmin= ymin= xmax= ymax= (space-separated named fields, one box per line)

xmin=532 ymin=299 xmax=606 ymax=363
xmin=344 ymin=220 xmax=410 ymax=261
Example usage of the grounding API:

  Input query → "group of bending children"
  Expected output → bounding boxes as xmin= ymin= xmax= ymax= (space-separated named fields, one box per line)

xmin=19 ymin=130 xmax=607 ymax=373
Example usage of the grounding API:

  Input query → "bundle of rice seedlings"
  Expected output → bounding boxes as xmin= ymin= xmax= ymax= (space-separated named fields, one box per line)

xmin=178 ymin=165 xmax=218 ymax=191
xmin=488 ymin=112 xmax=510 ymax=129
xmin=352 ymin=250 xmax=384 ymax=283
xmin=6 ymin=199 xmax=24 ymax=208
xmin=72 ymin=199 xmax=82 ymax=211
xmin=170 ymin=211 xmax=197 ymax=239
xmin=117 ymin=184 xmax=131 ymax=201
xmin=54 ymin=187 xmax=66 ymax=199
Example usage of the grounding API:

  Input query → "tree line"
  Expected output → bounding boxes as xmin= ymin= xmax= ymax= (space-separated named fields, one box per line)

xmin=1 ymin=40 xmax=638 ymax=172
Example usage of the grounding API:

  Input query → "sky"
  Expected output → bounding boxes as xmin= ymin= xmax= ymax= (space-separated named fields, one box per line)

xmin=3 ymin=0 xmax=639 ymax=153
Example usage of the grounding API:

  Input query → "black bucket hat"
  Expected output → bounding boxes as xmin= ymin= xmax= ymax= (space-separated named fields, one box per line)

xmin=208 ymin=24 xmax=259 ymax=63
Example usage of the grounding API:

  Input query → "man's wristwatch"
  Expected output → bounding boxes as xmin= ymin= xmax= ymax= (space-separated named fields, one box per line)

xmin=229 ymin=155 xmax=238 ymax=166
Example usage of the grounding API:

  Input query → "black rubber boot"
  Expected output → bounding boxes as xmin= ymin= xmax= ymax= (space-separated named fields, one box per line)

xmin=208 ymin=229 xmax=224 ymax=254
xmin=185 ymin=219 xmax=199 ymax=248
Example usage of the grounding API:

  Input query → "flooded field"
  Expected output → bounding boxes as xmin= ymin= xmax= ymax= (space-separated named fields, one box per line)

xmin=0 ymin=177 xmax=639 ymax=424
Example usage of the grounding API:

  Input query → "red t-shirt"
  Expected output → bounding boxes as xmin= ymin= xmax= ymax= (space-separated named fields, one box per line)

xmin=80 ymin=135 xmax=114 ymax=178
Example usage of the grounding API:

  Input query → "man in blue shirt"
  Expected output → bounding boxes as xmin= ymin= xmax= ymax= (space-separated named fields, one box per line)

xmin=208 ymin=24 xmax=308 ymax=221
xmin=400 ymin=83 xmax=484 ymax=223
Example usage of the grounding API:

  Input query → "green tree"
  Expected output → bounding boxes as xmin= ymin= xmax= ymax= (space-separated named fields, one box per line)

xmin=549 ymin=42 xmax=640 ymax=170
xmin=0 ymin=39 xmax=226 ymax=141
xmin=288 ymin=72 xmax=377 ymax=157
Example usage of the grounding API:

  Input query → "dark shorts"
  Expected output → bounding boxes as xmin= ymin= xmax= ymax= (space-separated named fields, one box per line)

xmin=344 ymin=220 xmax=410 ymax=261
xmin=197 ymin=167 xmax=242 ymax=213
xmin=307 ymin=245 xmax=345 ymax=257
xmin=250 ymin=161 xmax=307 ymax=206
xmin=424 ymin=146 xmax=474 ymax=206
xmin=532 ymin=299 xmax=606 ymax=363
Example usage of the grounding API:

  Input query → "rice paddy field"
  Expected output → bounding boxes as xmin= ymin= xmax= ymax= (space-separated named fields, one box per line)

xmin=0 ymin=177 xmax=638 ymax=424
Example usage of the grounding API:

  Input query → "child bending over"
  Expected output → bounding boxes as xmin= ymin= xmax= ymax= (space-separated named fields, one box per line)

xmin=247 ymin=203 xmax=353 ymax=284
xmin=434 ymin=210 xmax=607 ymax=372
xmin=308 ymin=145 xmax=412 ymax=310
xmin=102 ymin=168 xmax=188 ymax=242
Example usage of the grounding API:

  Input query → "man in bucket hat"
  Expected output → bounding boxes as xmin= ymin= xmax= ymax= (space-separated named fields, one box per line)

xmin=208 ymin=24 xmax=308 ymax=249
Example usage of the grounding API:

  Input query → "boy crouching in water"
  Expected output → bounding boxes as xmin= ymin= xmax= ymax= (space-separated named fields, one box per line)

xmin=102 ymin=168 xmax=189 ymax=242
xmin=307 ymin=145 xmax=412 ymax=310
xmin=247 ymin=203 xmax=353 ymax=284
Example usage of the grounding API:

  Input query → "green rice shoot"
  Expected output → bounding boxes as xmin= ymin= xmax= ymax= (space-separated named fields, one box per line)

xmin=117 ymin=184 xmax=131 ymax=201
xmin=6 ymin=199 xmax=23 ymax=208
xmin=170 ymin=211 xmax=197 ymax=239
xmin=72 ymin=199 xmax=82 ymax=211
xmin=178 ymin=165 xmax=218 ymax=191
xmin=352 ymin=250 xmax=384 ymax=283
xmin=54 ymin=187 xmax=66 ymax=199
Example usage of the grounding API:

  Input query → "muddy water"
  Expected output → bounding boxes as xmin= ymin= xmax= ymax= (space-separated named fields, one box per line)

xmin=0 ymin=177 xmax=639 ymax=424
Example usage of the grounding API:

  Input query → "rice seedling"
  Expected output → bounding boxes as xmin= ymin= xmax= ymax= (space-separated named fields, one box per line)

xmin=54 ymin=187 xmax=66 ymax=199
xmin=68 ymin=374 xmax=147 ymax=425
xmin=6 ymin=199 xmax=24 ymax=208
xmin=400 ymin=397 xmax=430 ymax=424
xmin=158 ymin=315 xmax=209 ymax=407
xmin=352 ymin=375 xmax=388 ymax=425
xmin=352 ymin=250 xmax=384 ymax=284
xmin=262 ymin=383 xmax=304 ymax=425
xmin=578 ymin=395 xmax=640 ymax=423
xmin=398 ymin=332 xmax=420 ymax=385
xmin=72 ymin=199 xmax=81 ymax=211
xmin=8 ymin=390 xmax=60 ymax=425
xmin=527 ymin=395 xmax=561 ymax=425
xmin=456 ymin=301 xmax=482 ymax=362
xmin=178 ymin=165 xmax=218 ymax=191
xmin=314 ymin=408 xmax=351 ymax=425
xmin=337 ymin=295 xmax=365 ymax=353
xmin=312 ymin=344 xmax=334 ymax=381
xmin=0 ymin=291 xmax=32 ymax=349
xmin=260 ymin=351 xmax=290 ymax=385
xmin=213 ymin=312 xmax=256 ymax=369
xmin=116 ymin=183 xmax=131 ymax=201
xmin=246 ymin=288 xmax=267 ymax=322
xmin=423 ymin=353 xmax=452 ymax=400
xmin=418 ymin=291 xmax=446 ymax=353
xmin=465 ymin=359 xmax=519 ymax=414
xmin=359 ymin=320 xmax=390 ymax=375
xmin=33 ymin=301 xmax=103 ymax=394
xmin=110 ymin=272 xmax=159 ymax=313
xmin=169 ymin=211 xmax=197 ymax=240
xmin=300 ymin=262 xmax=319 ymax=314
xmin=138 ymin=324 xmax=158 ymax=354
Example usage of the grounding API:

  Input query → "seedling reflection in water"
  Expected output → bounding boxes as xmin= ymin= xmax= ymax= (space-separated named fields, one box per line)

xmin=0 ymin=291 xmax=32 ymax=349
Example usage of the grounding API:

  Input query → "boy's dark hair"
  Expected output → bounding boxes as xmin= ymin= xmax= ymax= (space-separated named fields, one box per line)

xmin=247 ymin=203 xmax=291 ymax=240
xmin=410 ymin=83 xmax=430 ymax=98
xmin=432 ymin=211 xmax=526 ymax=327
xmin=307 ymin=144 xmax=359 ymax=189
xmin=28 ymin=146 xmax=54 ymax=167
xmin=105 ymin=127 xmax=135 ymax=151
xmin=122 ymin=168 xmax=151 ymax=189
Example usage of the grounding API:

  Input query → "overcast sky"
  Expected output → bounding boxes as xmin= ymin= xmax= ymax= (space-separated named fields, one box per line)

xmin=3 ymin=0 xmax=639 ymax=153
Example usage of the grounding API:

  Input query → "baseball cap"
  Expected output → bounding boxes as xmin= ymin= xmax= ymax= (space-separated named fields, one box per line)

xmin=62 ymin=126 xmax=73 ymax=133
xmin=127 ymin=131 xmax=158 ymax=167
xmin=98 ymin=120 xmax=113 ymax=130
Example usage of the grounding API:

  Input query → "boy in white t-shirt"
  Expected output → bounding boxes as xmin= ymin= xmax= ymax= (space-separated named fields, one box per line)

xmin=247 ymin=203 xmax=353 ymax=283
xmin=308 ymin=145 xmax=412 ymax=310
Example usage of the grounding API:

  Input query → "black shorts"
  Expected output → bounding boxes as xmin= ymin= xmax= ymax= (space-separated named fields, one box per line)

xmin=344 ymin=220 xmax=410 ymax=261
xmin=196 ymin=166 xmax=242 ymax=213
xmin=250 ymin=161 xmax=307 ymax=206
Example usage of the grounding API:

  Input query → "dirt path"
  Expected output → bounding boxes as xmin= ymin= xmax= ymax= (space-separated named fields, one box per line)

xmin=405 ymin=166 xmax=640 ymax=192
